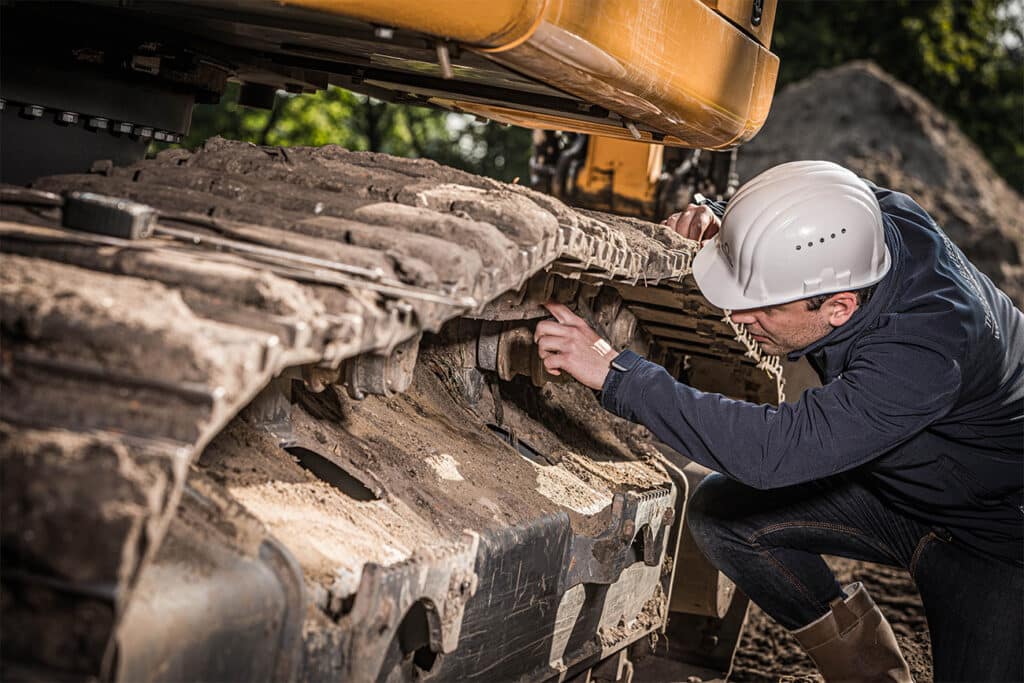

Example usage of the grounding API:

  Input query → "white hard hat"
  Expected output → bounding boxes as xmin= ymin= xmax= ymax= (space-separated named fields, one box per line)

xmin=692 ymin=160 xmax=891 ymax=310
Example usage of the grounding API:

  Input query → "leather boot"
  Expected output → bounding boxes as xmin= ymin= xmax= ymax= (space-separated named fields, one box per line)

xmin=791 ymin=582 xmax=913 ymax=683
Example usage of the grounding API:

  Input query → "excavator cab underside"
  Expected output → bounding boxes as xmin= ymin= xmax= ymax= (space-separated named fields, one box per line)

xmin=1 ymin=0 xmax=778 ymax=185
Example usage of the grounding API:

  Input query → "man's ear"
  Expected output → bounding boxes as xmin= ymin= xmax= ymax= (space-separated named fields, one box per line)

xmin=825 ymin=291 xmax=859 ymax=327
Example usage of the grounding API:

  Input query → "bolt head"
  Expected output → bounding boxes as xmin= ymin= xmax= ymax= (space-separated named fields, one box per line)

xmin=22 ymin=105 xmax=45 ymax=118
xmin=58 ymin=111 xmax=79 ymax=125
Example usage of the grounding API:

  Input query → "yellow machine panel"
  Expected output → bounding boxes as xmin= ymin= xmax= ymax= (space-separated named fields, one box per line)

xmin=572 ymin=137 xmax=663 ymax=216
xmin=281 ymin=0 xmax=779 ymax=150
xmin=704 ymin=0 xmax=777 ymax=47
xmin=279 ymin=0 xmax=547 ymax=47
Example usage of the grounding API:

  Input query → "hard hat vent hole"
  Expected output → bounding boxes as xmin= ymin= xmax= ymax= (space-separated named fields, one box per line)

xmin=831 ymin=233 xmax=836 ymax=238
xmin=795 ymin=245 xmax=801 ymax=251
xmin=820 ymin=238 xmax=825 ymax=243
xmin=807 ymin=242 xmax=813 ymax=247
xmin=841 ymin=228 xmax=847 ymax=233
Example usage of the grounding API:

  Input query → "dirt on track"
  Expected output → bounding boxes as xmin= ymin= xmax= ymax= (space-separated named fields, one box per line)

xmin=729 ymin=61 xmax=1022 ymax=682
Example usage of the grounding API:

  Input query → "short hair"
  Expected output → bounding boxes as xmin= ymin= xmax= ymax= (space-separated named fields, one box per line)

xmin=805 ymin=284 xmax=877 ymax=311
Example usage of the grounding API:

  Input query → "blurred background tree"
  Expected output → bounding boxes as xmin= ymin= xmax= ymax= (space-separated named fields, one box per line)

xmin=177 ymin=0 xmax=1022 ymax=189
xmin=183 ymin=84 xmax=532 ymax=183
xmin=771 ymin=0 xmax=1023 ymax=189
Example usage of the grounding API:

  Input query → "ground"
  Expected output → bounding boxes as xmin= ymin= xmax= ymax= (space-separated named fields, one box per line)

xmin=731 ymin=558 xmax=931 ymax=682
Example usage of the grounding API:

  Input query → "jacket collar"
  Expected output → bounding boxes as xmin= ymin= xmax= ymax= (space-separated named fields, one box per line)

xmin=786 ymin=217 xmax=903 ymax=361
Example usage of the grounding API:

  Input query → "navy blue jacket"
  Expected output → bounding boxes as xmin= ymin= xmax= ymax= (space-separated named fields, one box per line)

xmin=602 ymin=185 xmax=1024 ymax=566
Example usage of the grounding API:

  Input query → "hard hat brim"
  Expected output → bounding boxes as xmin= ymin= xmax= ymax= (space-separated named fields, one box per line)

xmin=692 ymin=236 xmax=893 ymax=311
xmin=692 ymin=237 xmax=769 ymax=311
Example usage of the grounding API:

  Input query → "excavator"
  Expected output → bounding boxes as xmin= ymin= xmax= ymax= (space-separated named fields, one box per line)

xmin=0 ymin=1 xmax=782 ymax=681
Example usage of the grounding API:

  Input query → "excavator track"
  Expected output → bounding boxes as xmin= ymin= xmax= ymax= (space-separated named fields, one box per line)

xmin=1 ymin=138 xmax=783 ymax=682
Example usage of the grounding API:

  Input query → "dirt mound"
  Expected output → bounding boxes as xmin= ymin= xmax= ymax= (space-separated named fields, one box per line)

xmin=738 ymin=60 xmax=1023 ymax=307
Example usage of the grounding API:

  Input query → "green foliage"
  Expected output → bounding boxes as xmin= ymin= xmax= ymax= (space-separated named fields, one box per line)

xmin=771 ymin=0 xmax=1023 ymax=189
xmin=178 ymin=83 xmax=531 ymax=183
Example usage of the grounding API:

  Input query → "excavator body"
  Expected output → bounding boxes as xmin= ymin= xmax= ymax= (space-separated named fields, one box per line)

xmin=0 ymin=2 xmax=781 ymax=681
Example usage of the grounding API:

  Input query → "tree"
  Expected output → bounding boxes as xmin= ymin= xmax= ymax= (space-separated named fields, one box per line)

xmin=771 ymin=0 xmax=1023 ymax=189
xmin=180 ymin=84 xmax=531 ymax=183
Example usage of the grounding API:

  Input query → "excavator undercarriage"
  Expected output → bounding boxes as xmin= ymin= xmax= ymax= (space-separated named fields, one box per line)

xmin=1 ymin=139 xmax=785 ymax=682
xmin=1 ymin=1 xmax=785 ymax=680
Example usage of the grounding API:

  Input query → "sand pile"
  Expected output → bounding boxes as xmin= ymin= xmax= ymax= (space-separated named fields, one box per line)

xmin=738 ymin=60 xmax=1023 ymax=307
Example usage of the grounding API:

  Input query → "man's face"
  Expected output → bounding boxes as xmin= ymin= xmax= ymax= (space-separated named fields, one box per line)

xmin=728 ymin=300 xmax=835 ymax=355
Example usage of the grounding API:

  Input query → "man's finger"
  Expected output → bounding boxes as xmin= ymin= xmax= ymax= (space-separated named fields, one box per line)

xmin=668 ymin=210 xmax=687 ymax=231
xmin=537 ymin=336 xmax=567 ymax=356
xmin=687 ymin=212 xmax=710 ymax=240
xmin=670 ymin=209 xmax=700 ymax=240
xmin=542 ymin=302 xmax=582 ymax=327
xmin=534 ymin=319 xmax=573 ymax=342
xmin=696 ymin=214 xmax=713 ymax=241
xmin=543 ymin=354 xmax=564 ymax=375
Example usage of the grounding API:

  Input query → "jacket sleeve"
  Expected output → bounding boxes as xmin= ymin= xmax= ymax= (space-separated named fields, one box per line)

xmin=600 ymin=336 xmax=962 ymax=489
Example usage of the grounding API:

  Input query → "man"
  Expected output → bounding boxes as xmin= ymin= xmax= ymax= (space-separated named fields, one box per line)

xmin=534 ymin=161 xmax=1023 ymax=682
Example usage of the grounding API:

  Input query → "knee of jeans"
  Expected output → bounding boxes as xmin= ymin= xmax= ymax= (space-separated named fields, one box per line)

xmin=686 ymin=473 xmax=745 ymax=559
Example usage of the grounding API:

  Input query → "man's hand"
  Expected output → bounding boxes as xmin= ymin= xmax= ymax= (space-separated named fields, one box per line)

xmin=534 ymin=302 xmax=617 ymax=391
xmin=662 ymin=204 xmax=721 ymax=242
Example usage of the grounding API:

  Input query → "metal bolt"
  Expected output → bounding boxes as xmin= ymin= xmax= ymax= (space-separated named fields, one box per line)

xmin=374 ymin=26 xmax=395 ymax=39
xmin=57 ymin=111 xmax=79 ymax=125
xmin=22 ymin=104 xmax=45 ymax=118
xmin=87 ymin=117 xmax=110 ymax=130
xmin=133 ymin=126 xmax=154 ymax=139
xmin=112 ymin=121 xmax=134 ymax=135
xmin=153 ymin=130 xmax=169 ymax=142
xmin=0 ymin=99 xmax=6 ymax=111
xmin=436 ymin=43 xmax=454 ymax=79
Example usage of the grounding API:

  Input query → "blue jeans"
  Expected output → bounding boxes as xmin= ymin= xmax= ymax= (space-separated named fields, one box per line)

xmin=687 ymin=473 xmax=1024 ymax=683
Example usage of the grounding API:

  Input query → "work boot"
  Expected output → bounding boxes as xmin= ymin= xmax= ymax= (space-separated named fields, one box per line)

xmin=791 ymin=582 xmax=913 ymax=683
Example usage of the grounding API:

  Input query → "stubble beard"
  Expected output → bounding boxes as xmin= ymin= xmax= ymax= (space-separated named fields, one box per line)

xmin=754 ymin=316 xmax=833 ymax=357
